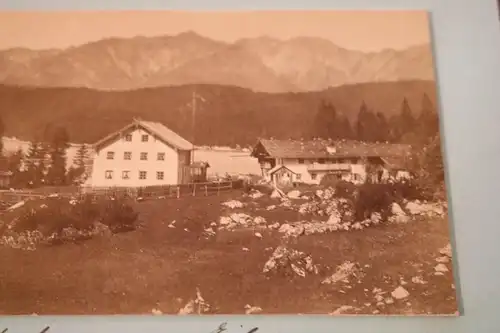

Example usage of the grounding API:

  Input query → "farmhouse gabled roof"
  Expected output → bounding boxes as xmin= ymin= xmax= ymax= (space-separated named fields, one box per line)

xmin=268 ymin=164 xmax=300 ymax=175
xmin=252 ymin=139 xmax=412 ymax=159
xmin=93 ymin=119 xmax=194 ymax=152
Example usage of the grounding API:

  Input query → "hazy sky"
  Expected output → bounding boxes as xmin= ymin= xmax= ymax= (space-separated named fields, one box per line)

xmin=0 ymin=10 xmax=431 ymax=52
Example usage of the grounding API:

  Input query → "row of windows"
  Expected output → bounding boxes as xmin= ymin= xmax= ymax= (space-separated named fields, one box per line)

xmin=297 ymin=158 xmax=359 ymax=164
xmin=107 ymin=151 xmax=165 ymax=161
xmin=105 ymin=170 xmax=164 ymax=180
xmin=123 ymin=134 xmax=150 ymax=142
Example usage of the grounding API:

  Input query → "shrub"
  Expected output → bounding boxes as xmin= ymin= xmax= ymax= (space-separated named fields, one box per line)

xmin=5 ymin=194 xmax=139 ymax=247
xmin=99 ymin=197 xmax=138 ymax=233
xmin=333 ymin=181 xmax=358 ymax=200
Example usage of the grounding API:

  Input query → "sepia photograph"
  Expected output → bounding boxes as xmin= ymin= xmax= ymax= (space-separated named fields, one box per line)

xmin=0 ymin=10 xmax=457 ymax=315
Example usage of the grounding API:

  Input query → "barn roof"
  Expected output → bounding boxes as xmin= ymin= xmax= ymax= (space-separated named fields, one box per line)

xmin=252 ymin=139 xmax=412 ymax=159
xmin=93 ymin=119 xmax=193 ymax=152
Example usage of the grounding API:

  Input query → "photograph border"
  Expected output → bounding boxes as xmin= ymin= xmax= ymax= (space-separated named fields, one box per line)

xmin=0 ymin=0 xmax=499 ymax=332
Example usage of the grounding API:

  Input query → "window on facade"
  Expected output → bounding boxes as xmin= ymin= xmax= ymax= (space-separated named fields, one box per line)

xmin=141 ymin=134 xmax=149 ymax=142
xmin=140 ymin=152 xmax=148 ymax=160
xmin=318 ymin=158 xmax=325 ymax=164
xmin=296 ymin=174 xmax=302 ymax=180
xmin=353 ymin=173 xmax=361 ymax=181
xmin=311 ymin=173 xmax=317 ymax=180
xmin=298 ymin=158 xmax=305 ymax=164
xmin=122 ymin=171 xmax=130 ymax=179
xmin=157 ymin=171 xmax=164 ymax=180
xmin=124 ymin=152 xmax=132 ymax=160
xmin=106 ymin=151 xmax=115 ymax=160
xmin=157 ymin=152 xmax=165 ymax=161
xmin=139 ymin=171 xmax=147 ymax=180
xmin=105 ymin=170 xmax=113 ymax=179
xmin=125 ymin=134 xmax=132 ymax=142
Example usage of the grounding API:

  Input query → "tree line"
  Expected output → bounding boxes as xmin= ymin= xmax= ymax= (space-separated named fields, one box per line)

xmin=0 ymin=123 xmax=89 ymax=189
xmin=311 ymin=93 xmax=440 ymax=144
xmin=0 ymin=92 xmax=444 ymax=189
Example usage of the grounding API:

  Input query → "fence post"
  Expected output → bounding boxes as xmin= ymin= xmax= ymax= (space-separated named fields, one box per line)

xmin=177 ymin=186 xmax=180 ymax=199
xmin=205 ymin=184 xmax=208 ymax=196
xmin=217 ymin=182 xmax=220 ymax=196
xmin=192 ymin=184 xmax=196 ymax=196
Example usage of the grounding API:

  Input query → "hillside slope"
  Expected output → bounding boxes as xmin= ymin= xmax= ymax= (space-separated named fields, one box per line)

xmin=0 ymin=80 xmax=438 ymax=146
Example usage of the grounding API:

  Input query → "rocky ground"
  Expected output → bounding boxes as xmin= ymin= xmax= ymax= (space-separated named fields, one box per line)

xmin=0 ymin=187 xmax=458 ymax=315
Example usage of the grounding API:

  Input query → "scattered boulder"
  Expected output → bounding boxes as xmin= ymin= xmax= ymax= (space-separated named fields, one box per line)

xmin=322 ymin=261 xmax=361 ymax=285
xmin=151 ymin=308 xmax=163 ymax=315
xmin=439 ymin=243 xmax=452 ymax=258
xmin=287 ymin=190 xmax=301 ymax=199
xmin=263 ymin=246 xmax=319 ymax=278
xmin=329 ymin=305 xmax=359 ymax=315
xmin=178 ymin=288 xmax=211 ymax=315
xmin=248 ymin=190 xmax=264 ymax=199
xmin=436 ymin=256 xmax=450 ymax=263
xmin=389 ymin=203 xmax=409 ymax=223
xmin=411 ymin=276 xmax=427 ymax=285
xmin=221 ymin=200 xmax=245 ymax=209
xmin=218 ymin=213 xmax=267 ymax=230
xmin=434 ymin=263 xmax=449 ymax=273
xmin=391 ymin=286 xmax=410 ymax=300
xmin=244 ymin=304 xmax=263 ymax=314
xmin=406 ymin=201 xmax=446 ymax=218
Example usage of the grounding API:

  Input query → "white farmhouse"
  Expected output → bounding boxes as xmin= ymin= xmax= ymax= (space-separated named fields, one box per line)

xmin=85 ymin=119 xmax=209 ymax=188
xmin=251 ymin=139 xmax=412 ymax=187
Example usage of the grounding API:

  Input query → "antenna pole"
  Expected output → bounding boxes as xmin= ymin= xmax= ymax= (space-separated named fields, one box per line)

xmin=192 ymin=90 xmax=196 ymax=145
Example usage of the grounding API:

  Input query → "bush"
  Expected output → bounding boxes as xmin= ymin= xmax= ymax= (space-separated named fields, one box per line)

xmin=354 ymin=183 xmax=396 ymax=221
xmin=6 ymin=194 xmax=139 ymax=246
xmin=333 ymin=181 xmax=358 ymax=200
xmin=99 ymin=197 xmax=138 ymax=233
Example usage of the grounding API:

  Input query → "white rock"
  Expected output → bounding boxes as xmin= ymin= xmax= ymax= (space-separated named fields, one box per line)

xmin=222 ymin=200 xmax=244 ymax=209
xmin=242 ymin=247 xmax=250 ymax=252
xmin=151 ymin=308 xmax=163 ymax=315
xmin=391 ymin=286 xmax=410 ymax=300
xmin=322 ymin=262 xmax=357 ymax=285
xmin=436 ymin=256 xmax=450 ymax=263
xmin=254 ymin=232 xmax=263 ymax=239
xmin=244 ymin=304 xmax=263 ymax=314
xmin=330 ymin=305 xmax=355 ymax=315
xmin=370 ymin=212 xmax=382 ymax=224
xmin=439 ymin=244 xmax=453 ymax=258
xmin=391 ymin=202 xmax=406 ymax=216
xmin=384 ymin=297 xmax=395 ymax=305
xmin=326 ymin=212 xmax=341 ymax=225
xmin=287 ymin=190 xmax=301 ymax=199
xmin=266 ymin=205 xmax=277 ymax=211
xmin=249 ymin=190 xmax=264 ymax=199
xmin=434 ymin=263 xmax=449 ymax=273
xmin=411 ymin=276 xmax=427 ymax=285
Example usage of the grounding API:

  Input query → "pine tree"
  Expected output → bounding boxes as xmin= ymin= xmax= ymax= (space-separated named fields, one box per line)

xmin=356 ymin=101 xmax=369 ymax=141
xmin=69 ymin=144 xmax=89 ymax=185
xmin=375 ymin=112 xmax=389 ymax=142
xmin=417 ymin=93 xmax=440 ymax=142
xmin=25 ymin=141 xmax=46 ymax=187
xmin=313 ymin=101 xmax=337 ymax=139
xmin=46 ymin=126 xmax=70 ymax=186
xmin=7 ymin=148 xmax=26 ymax=187
xmin=399 ymin=97 xmax=416 ymax=138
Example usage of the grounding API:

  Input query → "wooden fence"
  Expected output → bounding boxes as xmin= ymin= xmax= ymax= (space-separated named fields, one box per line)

xmin=0 ymin=180 xmax=244 ymax=207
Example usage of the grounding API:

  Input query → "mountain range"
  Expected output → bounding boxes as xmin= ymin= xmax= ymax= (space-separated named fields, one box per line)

xmin=0 ymin=31 xmax=435 ymax=93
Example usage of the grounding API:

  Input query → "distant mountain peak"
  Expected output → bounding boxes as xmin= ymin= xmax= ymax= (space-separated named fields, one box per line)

xmin=0 ymin=31 xmax=435 ymax=92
